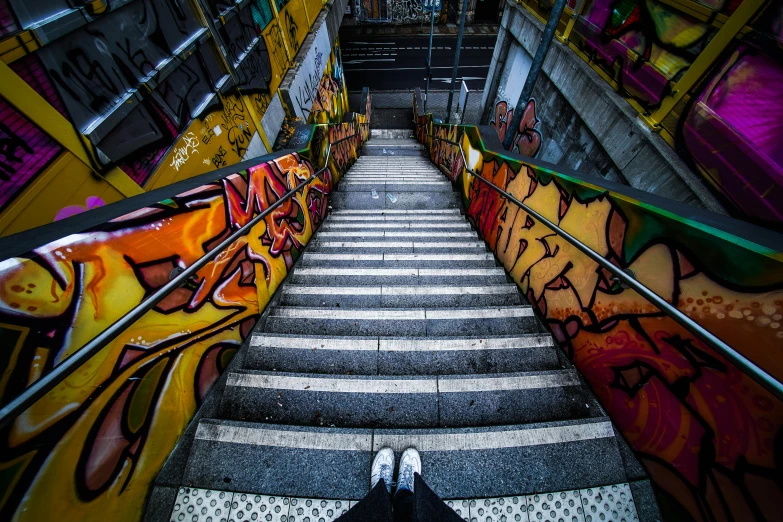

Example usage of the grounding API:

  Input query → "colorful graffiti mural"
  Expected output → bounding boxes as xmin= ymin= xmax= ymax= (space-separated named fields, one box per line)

xmin=681 ymin=44 xmax=783 ymax=228
xmin=0 ymin=96 xmax=62 ymax=210
xmin=574 ymin=0 xmax=724 ymax=107
xmin=486 ymin=41 xmax=543 ymax=157
xmin=308 ymin=43 xmax=350 ymax=125
xmin=489 ymin=99 xmax=542 ymax=157
xmin=416 ymin=107 xmax=783 ymax=521
xmin=0 ymin=0 xmax=346 ymax=237
xmin=0 ymin=111 xmax=370 ymax=522
xmin=496 ymin=0 xmax=783 ymax=227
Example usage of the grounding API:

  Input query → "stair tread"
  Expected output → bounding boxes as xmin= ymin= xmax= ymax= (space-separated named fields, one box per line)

xmin=183 ymin=418 xmax=626 ymax=499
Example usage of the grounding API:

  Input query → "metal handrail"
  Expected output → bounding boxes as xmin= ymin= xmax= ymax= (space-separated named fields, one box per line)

xmin=0 ymin=132 xmax=363 ymax=430
xmin=428 ymin=132 xmax=783 ymax=401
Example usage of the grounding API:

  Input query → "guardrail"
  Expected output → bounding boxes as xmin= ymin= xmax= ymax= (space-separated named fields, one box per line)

xmin=0 ymin=132 xmax=359 ymax=431
xmin=429 ymin=132 xmax=783 ymax=402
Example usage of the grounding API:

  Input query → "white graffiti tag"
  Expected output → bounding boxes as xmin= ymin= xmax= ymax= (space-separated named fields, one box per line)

xmin=170 ymin=132 xmax=200 ymax=171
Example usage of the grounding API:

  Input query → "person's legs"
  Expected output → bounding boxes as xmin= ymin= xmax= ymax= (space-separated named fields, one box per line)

xmin=392 ymin=448 xmax=465 ymax=522
xmin=392 ymin=488 xmax=414 ymax=522
xmin=336 ymin=479 xmax=394 ymax=522
xmin=411 ymin=474 xmax=465 ymax=522
xmin=336 ymin=448 xmax=395 ymax=522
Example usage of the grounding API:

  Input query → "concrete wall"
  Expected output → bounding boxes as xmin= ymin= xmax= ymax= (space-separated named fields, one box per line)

xmin=479 ymin=0 xmax=727 ymax=212
xmin=349 ymin=90 xmax=484 ymax=128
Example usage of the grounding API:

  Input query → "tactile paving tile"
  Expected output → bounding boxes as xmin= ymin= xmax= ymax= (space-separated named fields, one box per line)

xmin=228 ymin=494 xmax=290 ymax=522
xmin=287 ymin=498 xmax=352 ymax=521
xmin=171 ymin=487 xmax=234 ymax=522
xmin=580 ymin=484 xmax=639 ymax=522
xmin=470 ymin=496 xmax=528 ymax=521
xmin=445 ymin=499 xmax=471 ymax=521
xmin=526 ymin=489 xmax=584 ymax=522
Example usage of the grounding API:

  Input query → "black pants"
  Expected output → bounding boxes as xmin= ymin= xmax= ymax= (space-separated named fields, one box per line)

xmin=336 ymin=475 xmax=464 ymax=522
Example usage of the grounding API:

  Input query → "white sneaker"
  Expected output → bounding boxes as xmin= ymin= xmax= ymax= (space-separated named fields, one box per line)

xmin=395 ymin=448 xmax=421 ymax=496
xmin=371 ymin=447 xmax=395 ymax=493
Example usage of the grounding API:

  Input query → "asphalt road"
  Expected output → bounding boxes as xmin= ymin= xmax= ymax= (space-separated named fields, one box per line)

xmin=341 ymin=34 xmax=496 ymax=91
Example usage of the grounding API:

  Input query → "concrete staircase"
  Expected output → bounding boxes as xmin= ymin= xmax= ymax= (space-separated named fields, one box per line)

xmin=161 ymin=133 xmax=660 ymax=522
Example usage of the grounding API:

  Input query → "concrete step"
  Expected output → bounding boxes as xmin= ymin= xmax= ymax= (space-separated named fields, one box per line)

xmin=264 ymin=306 xmax=540 ymax=336
xmin=306 ymin=240 xmax=489 ymax=254
xmin=289 ymin=267 xmax=509 ymax=286
xmin=330 ymin=209 xmax=461 ymax=214
xmin=247 ymin=334 xmax=560 ymax=375
xmin=320 ymin=222 xmax=471 ymax=230
xmin=315 ymin=230 xmax=478 ymax=240
xmin=371 ymin=129 xmax=414 ymax=138
xmin=330 ymin=190 xmax=460 ymax=210
xmin=279 ymin=284 xmax=520 ymax=307
xmin=246 ymin=334 xmax=561 ymax=375
xmin=361 ymin=148 xmax=425 ymax=157
xmin=220 ymin=369 xmax=592 ymax=428
xmin=182 ymin=418 xmax=626 ymax=500
xmin=342 ymin=176 xmax=444 ymax=181
xmin=363 ymin=139 xmax=423 ymax=148
xmin=327 ymin=215 xmax=464 ymax=221
xmin=299 ymin=252 xmax=496 ymax=268
xmin=339 ymin=182 xmax=453 ymax=192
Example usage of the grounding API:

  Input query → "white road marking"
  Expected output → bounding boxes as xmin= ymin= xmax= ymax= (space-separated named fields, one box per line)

xmin=196 ymin=423 xmax=371 ymax=451
xmin=317 ymin=231 xmax=476 ymax=238
xmin=228 ymin=373 xmax=437 ymax=394
xmin=196 ymin=420 xmax=614 ymax=451
xmin=312 ymin=241 xmax=485 ymax=249
xmin=344 ymin=65 xmax=490 ymax=71
xmin=294 ymin=267 xmax=502 ymax=276
xmin=273 ymin=308 xmax=426 ymax=320
xmin=373 ymin=422 xmax=614 ymax=451
xmin=249 ymin=334 xmax=554 ymax=352
xmin=283 ymin=285 xmax=515 ymax=296
xmin=380 ymin=335 xmax=554 ymax=352
xmin=323 ymin=222 xmax=470 ymax=229
xmin=251 ymin=335 xmax=378 ymax=350
xmin=284 ymin=285 xmax=382 ymax=295
xmin=227 ymin=372 xmax=578 ymax=393
xmin=271 ymin=306 xmax=530 ymax=320
xmin=438 ymin=372 xmax=580 ymax=392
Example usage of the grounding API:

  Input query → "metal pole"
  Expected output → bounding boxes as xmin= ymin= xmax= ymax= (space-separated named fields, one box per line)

xmin=445 ymin=0 xmax=468 ymax=123
xmin=502 ymin=0 xmax=567 ymax=150
xmin=459 ymin=89 xmax=468 ymax=124
xmin=424 ymin=0 xmax=436 ymax=113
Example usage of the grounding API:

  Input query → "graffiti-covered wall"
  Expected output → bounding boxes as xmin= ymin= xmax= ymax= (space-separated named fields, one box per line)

xmin=492 ymin=0 xmax=783 ymax=228
xmin=485 ymin=38 xmax=627 ymax=183
xmin=352 ymin=0 xmax=442 ymax=24
xmin=415 ymin=104 xmax=783 ymax=520
xmin=0 ymin=112 xmax=369 ymax=522
xmin=0 ymin=0 xmax=349 ymax=237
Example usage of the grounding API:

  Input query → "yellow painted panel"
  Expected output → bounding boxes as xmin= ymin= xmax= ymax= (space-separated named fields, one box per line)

xmin=0 ymin=155 xmax=124 ymax=237
xmin=304 ymin=0 xmax=324 ymax=29
xmin=280 ymin=0 xmax=310 ymax=56
xmin=263 ymin=18 xmax=291 ymax=95
xmin=144 ymin=94 xmax=263 ymax=190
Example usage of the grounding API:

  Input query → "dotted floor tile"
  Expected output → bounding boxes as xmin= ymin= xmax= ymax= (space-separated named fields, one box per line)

xmin=470 ymin=496 xmax=527 ymax=522
xmin=228 ymin=494 xmax=290 ymax=522
xmin=526 ymin=490 xmax=584 ymax=522
xmin=171 ymin=487 xmax=234 ymax=522
xmin=580 ymin=484 xmax=638 ymax=522
xmin=445 ymin=499 xmax=471 ymax=521
xmin=287 ymin=498 xmax=352 ymax=521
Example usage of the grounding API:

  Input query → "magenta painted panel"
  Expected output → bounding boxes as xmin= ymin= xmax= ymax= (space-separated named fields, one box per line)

xmin=683 ymin=47 xmax=783 ymax=226
xmin=0 ymin=97 xmax=62 ymax=210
